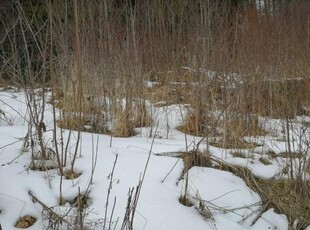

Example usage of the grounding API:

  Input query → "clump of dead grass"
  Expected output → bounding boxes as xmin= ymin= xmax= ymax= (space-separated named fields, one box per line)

xmin=209 ymin=138 xmax=258 ymax=149
xmin=64 ymin=170 xmax=82 ymax=180
xmin=57 ymin=114 xmax=88 ymax=131
xmin=264 ymin=150 xmax=278 ymax=159
xmin=144 ymin=77 xmax=191 ymax=106
xmin=213 ymin=161 xmax=310 ymax=229
xmin=259 ymin=157 xmax=273 ymax=165
xmin=278 ymin=151 xmax=304 ymax=159
xmin=54 ymin=88 xmax=152 ymax=137
xmin=181 ymin=150 xmax=212 ymax=176
xmin=15 ymin=216 xmax=36 ymax=228
xmin=231 ymin=151 xmax=253 ymax=159
xmin=255 ymin=179 xmax=310 ymax=229
xmin=179 ymin=112 xmax=267 ymax=150
xmin=111 ymin=113 xmax=136 ymax=137
xmin=177 ymin=114 xmax=204 ymax=137
xmin=224 ymin=116 xmax=268 ymax=137
xmin=67 ymin=193 xmax=89 ymax=209
xmin=256 ymin=78 xmax=310 ymax=119
xmin=177 ymin=113 xmax=218 ymax=137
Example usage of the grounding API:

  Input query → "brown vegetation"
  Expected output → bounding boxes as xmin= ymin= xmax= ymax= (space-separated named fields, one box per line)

xmin=1 ymin=0 xmax=310 ymax=229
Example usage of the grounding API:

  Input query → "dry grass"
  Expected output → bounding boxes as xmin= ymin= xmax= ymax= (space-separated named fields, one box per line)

xmin=179 ymin=111 xmax=268 ymax=146
xmin=15 ymin=216 xmax=36 ymax=228
xmin=68 ymin=194 xmax=89 ymax=209
xmin=144 ymin=81 xmax=191 ymax=106
xmin=181 ymin=150 xmax=212 ymax=176
xmin=53 ymin=84 xmax=152 ymax=136
xmin=306 ymin=163 xmax=310 ymax=175
xmin=255 ymin=79 xmax=310 ymax=119
xmin=264 ymin=150 xmax=278 ymax=159
xmin=198 ymin=115 xmax=265 ymax=149
xmin=111 ymin=113 xmax=136 ymax=137
xmin=259 ymin=157 xmax=272 ymax=165
xmin=255 ymin=179 xmax=310 ymax=229
xmin=54 ymin=90 xmax=108 ymax=133
xmin=64 ymin=170 xmax=81 ymax=180
xmin=57 ymin=114 xmax=88 ymax=131
xmin=2 ymin=1 xmax=310 ymax=229
xmin=224 ymin=116 xmax=268 ymax=137
xmin=231 ymin=151 xmax=254 ymax=159
xmin=214 ymin=162 xmax=310 ymax=229
xmin=278 ymin=151 xmax=304 ymax=159
xmin=131 ymin=101 xmax=153 ymax=128
xmin=209 ymin=138 xmax=258 ymax=149
xmin=56 ymin=93 xmax=97 ymax=114
xmin=177 ymin=114 xmax=205 ymax=137
xmin=177 ymin=113 xmax=219 ymax=137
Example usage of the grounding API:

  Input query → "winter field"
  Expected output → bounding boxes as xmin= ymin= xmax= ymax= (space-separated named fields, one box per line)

xmin=0 ymin=85 xmax=309 ymax=230
xmin=1 ymin=1 xmax=310 ymax=230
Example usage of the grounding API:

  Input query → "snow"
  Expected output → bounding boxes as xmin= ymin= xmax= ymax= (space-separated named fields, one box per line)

xmin=251 ymin=209 xmax=288 ymax=230
xmin=0 ymin=90 xmax=309 ymax=229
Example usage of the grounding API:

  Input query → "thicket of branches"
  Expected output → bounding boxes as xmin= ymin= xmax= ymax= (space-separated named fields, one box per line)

xmin=0 ymin=0 xmax=309 ymax=141
xmin=0 ymin=0 xmax=309 ymax=135
xmin=1 ymin=0 xmax=309 ymax=81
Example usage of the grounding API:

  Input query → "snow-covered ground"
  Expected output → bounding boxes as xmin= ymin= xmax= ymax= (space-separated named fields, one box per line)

xmin=0 ymin=89 xmax=309 ymax=229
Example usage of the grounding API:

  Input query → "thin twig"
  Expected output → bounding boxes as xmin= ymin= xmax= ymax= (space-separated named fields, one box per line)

xmin=161 ymin=158 xmax=181 ymax=183
xmin=103 ymin=154 xmax=118 ymax=230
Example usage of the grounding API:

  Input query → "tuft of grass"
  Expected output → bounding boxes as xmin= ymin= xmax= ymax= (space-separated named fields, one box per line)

xmin=59 ymin=192 xmax=89 ymax=210
xmin=224 ymin=116 xmax=268 ymax=137
xmin=209 ymin=138 xmax=258 ymax=149
xmin=178 ymin=113 xmax=203 ymax=137
xmin=265 ymin=150 xmax=278 ymax=159
xmin=181 ymin=150 xmax=212 ymax=176
xmin=177 ymin=114 xmax=204 ymax=137
xmin=15 ymin=216 xmax=36 ymax=228
xmin=111 ymin=113 xmax=136 ymax=137
xmin=144 ymin=76 xmax=191 ymax=106
xmin=231 ymin=151 xmax=253 ymax=158
xmin=259 ymin=157 xmax=272 ymax=165
xmin=213 ymin=162 xmax=310 ymax=229
xmin=255 ymin=179 xmax=310 ymax=229
xmin=179 ymin=112 xmax=268 ymax=150
xmin=70 ymin=194 xmax=89 ymax=209
xmin=278 ymin=151 xmax=303 ymax=159
xmin=64 ymin=170 xmax=81 ymax=180
xmin=177 ymin=113 xmax=219 ymax=137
